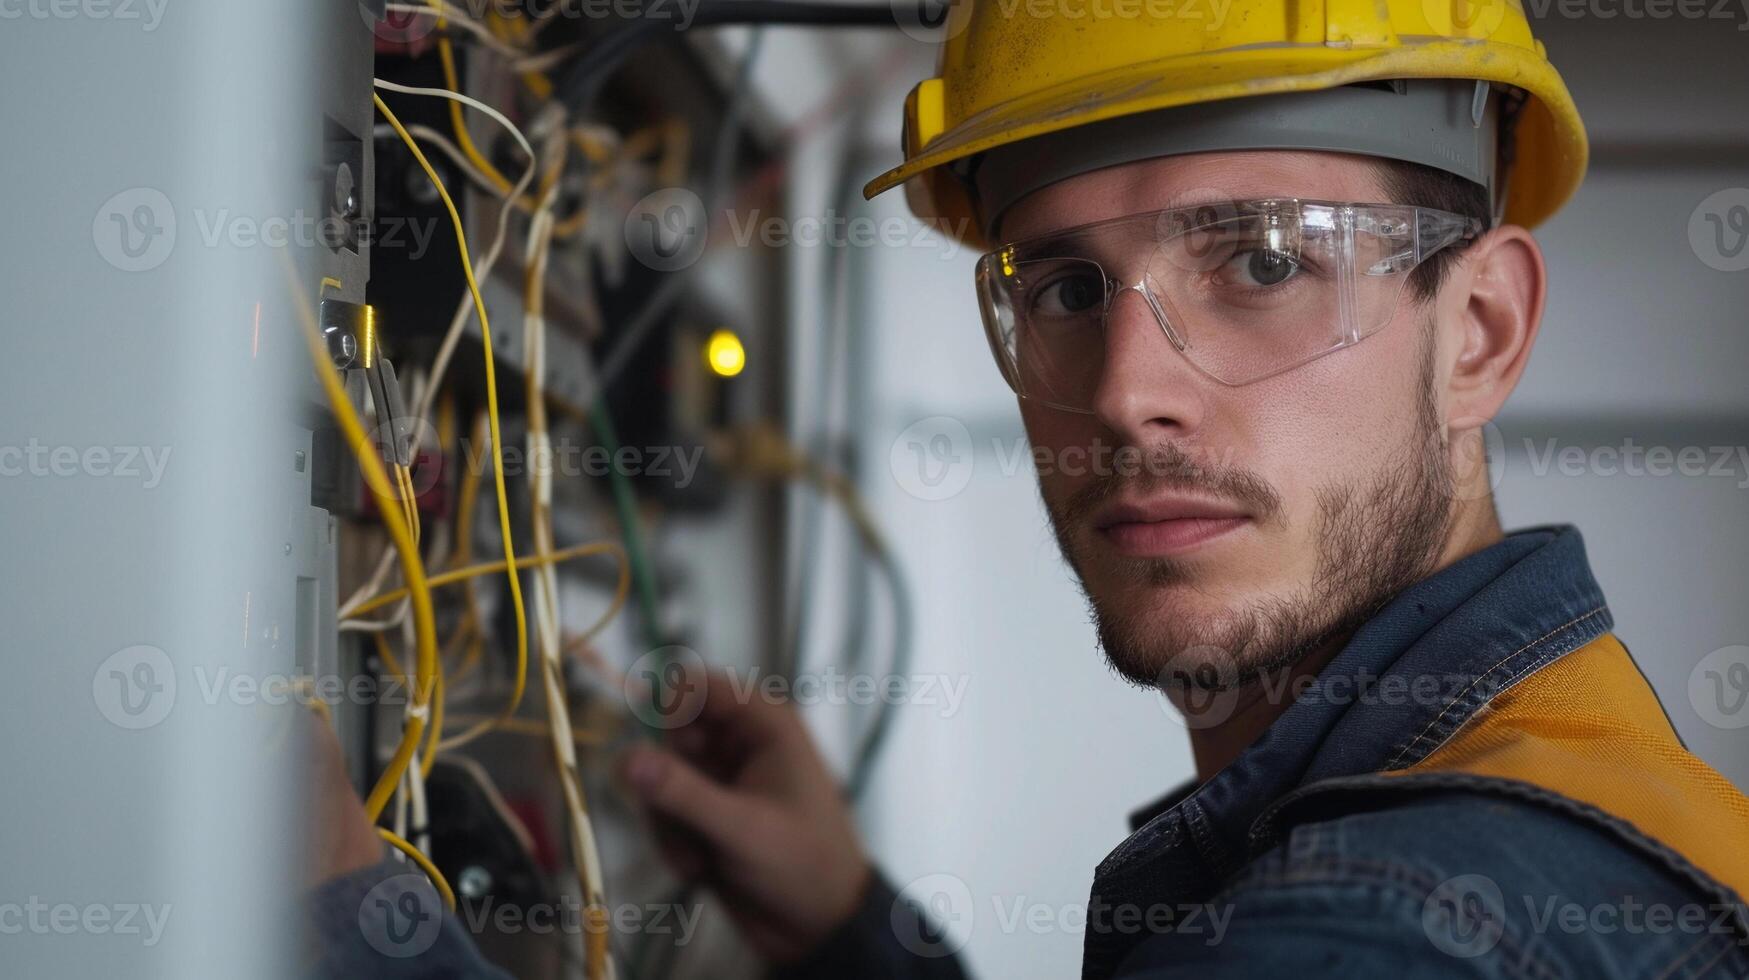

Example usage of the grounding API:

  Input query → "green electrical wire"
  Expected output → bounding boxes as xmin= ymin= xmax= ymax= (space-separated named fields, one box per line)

xmin=589 ymin=399 xmax=664 ymax=646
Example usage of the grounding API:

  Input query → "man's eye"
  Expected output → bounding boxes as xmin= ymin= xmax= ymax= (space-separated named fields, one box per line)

xmin=1222 ymin=248 xmax=1300 ymax=288
xmin=1031 ymin=273 xmax=1104 ymax=316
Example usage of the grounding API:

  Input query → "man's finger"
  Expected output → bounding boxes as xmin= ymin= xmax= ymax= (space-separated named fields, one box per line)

xmin=620 ymin=743 xmax=758 ymax=848
xmin=689 ymin=668 xmax=796 ymax=740
xmin=651 ymin=816 xmax=709 ymax=881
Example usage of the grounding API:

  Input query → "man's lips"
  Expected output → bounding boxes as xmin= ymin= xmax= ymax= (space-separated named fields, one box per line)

xmin=1093 ymin=498 xmax=1251 ymax=557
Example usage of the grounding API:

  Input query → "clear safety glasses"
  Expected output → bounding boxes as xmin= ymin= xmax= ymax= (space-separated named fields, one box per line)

xmin=974 ymin=199 xmax=1482 ymax=412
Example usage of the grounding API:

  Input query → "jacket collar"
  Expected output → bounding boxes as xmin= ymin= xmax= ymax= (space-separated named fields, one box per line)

xmin=1084 ymin=525 xmax=1612 ymax=978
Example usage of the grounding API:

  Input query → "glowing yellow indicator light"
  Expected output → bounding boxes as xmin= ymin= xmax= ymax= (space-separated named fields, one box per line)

xmin=705 ymin=328 xmax=746 ymax=378
xmin=1000 ymin=247 xmax=1016 ymax=278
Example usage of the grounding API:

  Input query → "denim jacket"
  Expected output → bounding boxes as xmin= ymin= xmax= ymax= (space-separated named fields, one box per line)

xmin=779 ymin=525 xmax=1749 ymax=980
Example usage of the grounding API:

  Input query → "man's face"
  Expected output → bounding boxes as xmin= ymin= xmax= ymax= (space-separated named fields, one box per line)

xmin=999 ymin=151 xmax=1460 ymax=691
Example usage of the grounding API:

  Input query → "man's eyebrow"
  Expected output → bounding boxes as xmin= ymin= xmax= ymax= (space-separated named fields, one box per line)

xmin=1014 ymin=231 xmax=1080 ymax=256
xmin=1008 ymin=213 xmax=1185 ymax=258
xmin=1005 ymin=193 xmax=1268 ymax=249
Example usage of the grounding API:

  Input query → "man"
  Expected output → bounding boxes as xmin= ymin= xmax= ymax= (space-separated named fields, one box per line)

xmin=311 ymin=2 xmax=1749 ymax=976
xmin=613 ymin=1 xmax=1749 ymax=977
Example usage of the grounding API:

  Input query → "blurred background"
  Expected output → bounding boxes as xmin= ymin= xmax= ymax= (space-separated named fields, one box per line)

xmin=1 ymin=2 xmax=1745 ymax=978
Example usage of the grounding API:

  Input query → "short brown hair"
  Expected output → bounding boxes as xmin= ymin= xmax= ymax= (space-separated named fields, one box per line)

xmin=1373 ymin=159 xmax=1493 ymax=303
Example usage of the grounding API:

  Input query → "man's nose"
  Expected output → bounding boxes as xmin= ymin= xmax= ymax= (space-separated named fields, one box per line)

xmin=1088 ymin=286 xmax=1207 ymax=444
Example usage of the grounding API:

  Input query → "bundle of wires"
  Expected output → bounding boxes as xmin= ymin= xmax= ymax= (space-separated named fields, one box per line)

xmin=330 ymin=5 xmax=918 ymax=978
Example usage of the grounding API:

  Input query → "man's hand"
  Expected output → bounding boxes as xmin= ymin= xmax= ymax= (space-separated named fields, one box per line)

xmin=618 ymin=670 xmax=873 ymax=964
xmin=305 ymin=711 xmax=385 ymax=888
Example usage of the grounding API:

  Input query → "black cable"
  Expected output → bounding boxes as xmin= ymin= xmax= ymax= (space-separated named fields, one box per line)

xmin=625 ymin=36 xmax=768 ymax=980
xmin=846 ymin=533 xmax=914 ymax=802
xmin=782 ymin=118 xmax=870 ymax=683
xmin=558 ymin=1 xmax=897 ymax=114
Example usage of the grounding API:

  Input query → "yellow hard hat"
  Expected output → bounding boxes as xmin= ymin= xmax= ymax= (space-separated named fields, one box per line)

xmin=864 ymin=0 xmax=1588 ymax=247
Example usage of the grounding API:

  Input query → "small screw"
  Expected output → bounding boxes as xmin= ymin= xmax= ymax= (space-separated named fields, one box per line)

xmin=457 ymin=865 xmax=492 ymax=900
xmin=406 ymin=165 xmax=442 ymax=206
xmin=334 ymin=163 xmax=361 ymax=221
xmin=324 ymin=326 xmax=358 ymax=369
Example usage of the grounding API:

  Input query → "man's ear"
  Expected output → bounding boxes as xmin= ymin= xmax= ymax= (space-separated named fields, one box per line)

xmin=1441 ymin=224 xmax=1547 ymax=429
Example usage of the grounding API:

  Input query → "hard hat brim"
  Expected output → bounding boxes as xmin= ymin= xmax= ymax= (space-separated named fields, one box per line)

xmin=865 ymin=40 xmax=1586 ymax=243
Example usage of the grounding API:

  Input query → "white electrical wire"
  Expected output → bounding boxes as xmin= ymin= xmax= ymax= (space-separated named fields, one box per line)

xmin=372 ymin=122 xmax=506 ymax=199
xmin=361 ymin=82 xmax=614 ymax=976
xmin=521 ymin=134 xmax=615 ymax=979
xmin=374 ymin=78 xmax=535 ymax=162
xmin=339 ymin=615 xmax=405 ymax=634
xmin=408 ymin=748 xmax=431 ymax=853
xmin=511 ymin=43 xmax=582 ymax=75
xmin=385 ymin=1 xmax=527 ymax=60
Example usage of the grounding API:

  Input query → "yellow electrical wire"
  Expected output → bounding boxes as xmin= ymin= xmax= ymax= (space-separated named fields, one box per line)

xmin=421 ymin=650 xmax=446 ymax=777
xmin=450 ymin=411 xmax=489 ymax=684
xmin=441 ymin=611 xmax=479 ymax=677
xmin=437 ymin=32 xmax=518 ymax=198
xmin=367 ymin=626 xmax=446 ymax=778
xmin=369 ymin=629 xmax=444 ymax=779
xmin=394 ymin=463 xmax=421 ymax=542
xmin=344 ymin=541 xmax=628 ymax=622
xmin=443 ymin=714 xmax=612 ymax=744
xmin=374 ymin=93 xmax=531 ymax=752
xmin=378 ymin=827 xmax=457 ymax=911
xmin=431 ymin=17 xmax=600 ymax=239
xmin=373 ymin=630 xmax=406 ymax=684
xmin=480 ymin=3 xmax=556 ymax=99
xmin=346 ymin=538 xmax=629 ymax=759
xmin=288 ymin=265 xmax=437 ymax=824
